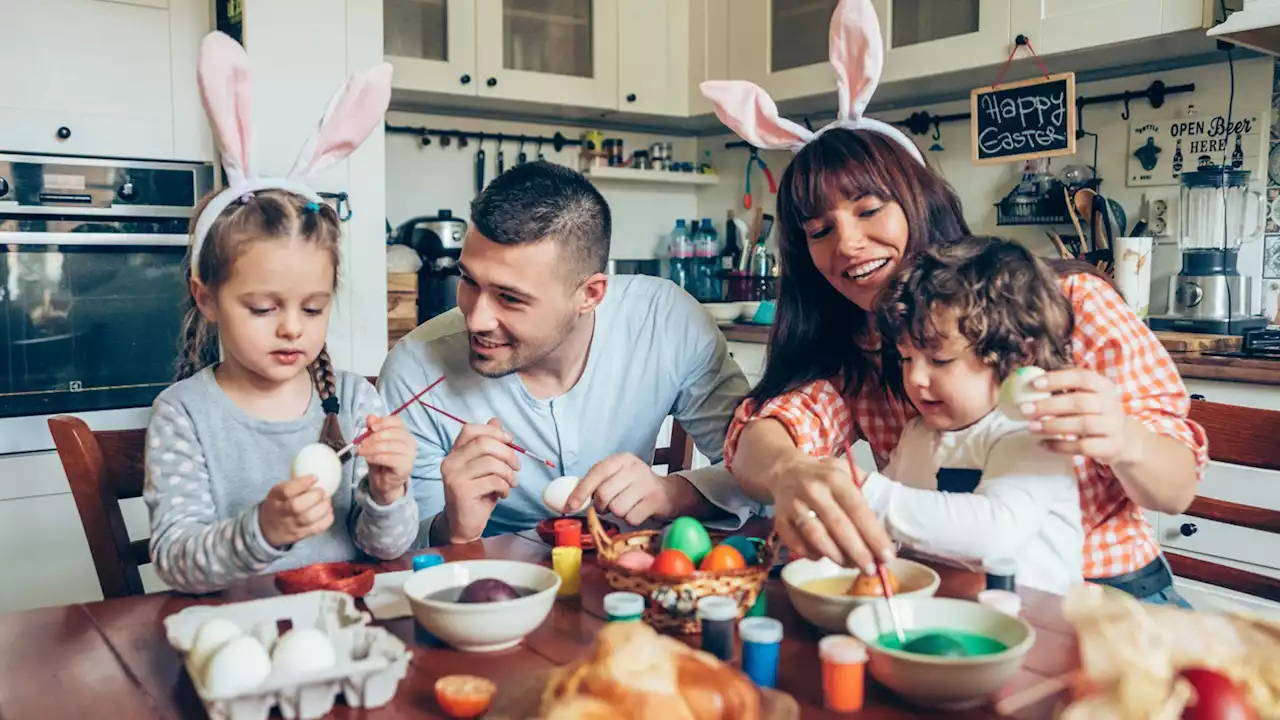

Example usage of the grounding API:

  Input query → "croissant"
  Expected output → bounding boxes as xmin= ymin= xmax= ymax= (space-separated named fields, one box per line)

xmin=540 ymin=621 xmax=762 ymax=720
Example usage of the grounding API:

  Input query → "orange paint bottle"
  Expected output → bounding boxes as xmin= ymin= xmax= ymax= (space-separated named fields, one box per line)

xmin=819 ymin=635 xmax=868 ymax=713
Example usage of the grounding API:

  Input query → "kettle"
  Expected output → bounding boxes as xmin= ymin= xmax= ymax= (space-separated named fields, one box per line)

xmin=391 ymin=210 xmax=468 ymax=322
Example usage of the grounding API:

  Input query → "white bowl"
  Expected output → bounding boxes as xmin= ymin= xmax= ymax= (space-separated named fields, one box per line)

xmin=701 ymin=302 xmax=741 ymax=324
xmin=402 ymin=560 xmax=560 ymax=653
xmin=846 ymin=597 xmax=1035 ymax=710
xmin=737 ymin=301 xmax=762 ymax=321
xmin=781 ymin=557 xmax=940 ymax=633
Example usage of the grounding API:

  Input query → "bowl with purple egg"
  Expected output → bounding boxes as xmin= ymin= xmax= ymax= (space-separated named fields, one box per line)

xmin=402 ymin=560 xmax=560 ymax=652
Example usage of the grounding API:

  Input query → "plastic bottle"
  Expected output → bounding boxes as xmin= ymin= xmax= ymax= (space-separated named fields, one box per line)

xmin=694 ymin=218 xmax=720 ymax=300
xmin=668 ymin=219 xmax=692 ymax=291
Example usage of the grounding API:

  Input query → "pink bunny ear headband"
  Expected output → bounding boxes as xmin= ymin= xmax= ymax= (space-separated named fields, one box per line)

xmin=700 ymin=0 xmax=922 ymax=164
xmin=190 ymin=32 xmax=393 ymax=281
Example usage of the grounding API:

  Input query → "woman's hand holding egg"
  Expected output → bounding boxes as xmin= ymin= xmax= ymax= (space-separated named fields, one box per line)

xmin=260 ymin=474 xmax=335 ymax=549
xmin=1020 ymin=368 xmax=1140 ymax=467
xmin=358 ymin=414 xmax=416 ymax=505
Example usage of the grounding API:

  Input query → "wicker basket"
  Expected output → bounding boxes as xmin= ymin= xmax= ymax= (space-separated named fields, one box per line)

xmin=587 ymin=508 xmax=779 ymax=634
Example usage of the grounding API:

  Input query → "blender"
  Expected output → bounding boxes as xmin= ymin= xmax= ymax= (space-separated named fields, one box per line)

xmin=1148 ymin=166 xmax=1268 ymax=335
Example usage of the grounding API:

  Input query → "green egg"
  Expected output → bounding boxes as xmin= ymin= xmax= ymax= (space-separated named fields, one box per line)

xmin=719 ymin=536 xmax=760 ymax=566
xmin=661 ymin=517 xmax=712 ymax=566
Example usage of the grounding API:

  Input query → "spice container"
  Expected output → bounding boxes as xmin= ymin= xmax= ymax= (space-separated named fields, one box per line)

xmin=696 ymin=596 xmax=737 ymax=661
xmin=607 ymin=138 xmax=624 ymax=166
xmin=603 ymin=592 xmax=645 ymax=623
xmin=819 ymin=635 xmax=867 ymax=712
xmin=631 ymin=150 xmax=650 ymax=170
xmin=738 ymin=617 xmax=782 ymax=688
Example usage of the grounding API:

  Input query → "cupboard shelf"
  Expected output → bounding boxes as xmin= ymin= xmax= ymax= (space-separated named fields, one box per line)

xmin=583 ymin=166 xmax=720 ymax=185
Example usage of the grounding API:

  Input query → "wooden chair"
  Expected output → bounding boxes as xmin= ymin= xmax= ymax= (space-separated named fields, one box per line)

xmin=1163 ymin=400 xmax=1280 ymax=602
xmin=48 ymin=416 xmax=150 ymax=599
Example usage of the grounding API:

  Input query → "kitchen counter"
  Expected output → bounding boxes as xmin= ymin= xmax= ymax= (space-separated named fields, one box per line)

xmin=720 ymin=323 xmax=771 ymax=344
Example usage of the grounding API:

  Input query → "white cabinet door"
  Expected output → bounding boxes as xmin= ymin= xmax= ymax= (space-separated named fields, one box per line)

xmin=385 ymin=0 xmax=479 ymax=95
xmin=617 ymin=0 xmax=690 ymax=116
xmin=1009 ymin=0 xmax=1179 ymax=56
xmin=728 ymin=0 xmax=838 ymax=103
xmin=875 ymin=0 xmax=1014 ymax=83
xmin=1181 ymin=379 xmax=1280 ymax=410
xmin=474 ymin=0 xmax=618 ymax=109
xmin=0 ymin=0 xmax=175 ymax=158
xmin=687 ymin=0 xmax=731 ymax=116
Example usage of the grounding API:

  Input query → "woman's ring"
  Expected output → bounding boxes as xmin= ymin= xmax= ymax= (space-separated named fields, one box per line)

xmin=795 ymin=505 xmax=819 ymax=527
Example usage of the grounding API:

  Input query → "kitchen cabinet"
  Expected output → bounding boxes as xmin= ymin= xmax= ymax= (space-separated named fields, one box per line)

xmin=384 ymin=0 xmax=478 ymax=95
xmin=875 ymin=0 xmax=1014 ymax=84
xmin=1009 ymin=0 xmax=1205 ymax=57
xmin=686 ymin=0 xmax=731 ymax=116
xmin=617 ymin=0 xmax=691 ymax=116
xmin=0 ymin=0 xmax=212 ymax=161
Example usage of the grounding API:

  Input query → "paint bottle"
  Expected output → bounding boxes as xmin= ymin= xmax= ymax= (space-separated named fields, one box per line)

xmin=552 ymin=546 xmax=582 ymax=598
xmin=603 ymin=592 xmax=645 ymax=623
xmin=553 ymin=518 xmax=582 ymax=547
xmin=738 ymin=617 xmax=783 ymax=688
xmin=978 ymin=589 xmax=1022 ymax=616
xmin=412 ymin=553 xmax=443 ymax=572
xmin=819 ymin=635 xmax=868 ymax=712
xmin=983 ymin=557 xmax=1017 ymax=592
xmin=696 ymin=596 xmax=738 ymax=661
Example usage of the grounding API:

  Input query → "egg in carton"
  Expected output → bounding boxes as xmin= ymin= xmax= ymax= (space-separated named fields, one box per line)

xmin=164 ymin=590 xmax=412 ymax=720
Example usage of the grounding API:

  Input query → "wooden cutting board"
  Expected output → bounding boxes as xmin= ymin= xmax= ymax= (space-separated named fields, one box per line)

xmin=1155 ymin=332 xmax=1241 ymax=353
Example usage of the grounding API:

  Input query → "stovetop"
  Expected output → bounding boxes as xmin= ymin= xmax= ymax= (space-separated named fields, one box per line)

xmin=1201 ymin=328 xmax=1280 ymax=360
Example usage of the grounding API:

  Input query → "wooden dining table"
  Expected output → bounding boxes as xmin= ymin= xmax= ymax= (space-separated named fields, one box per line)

xmin=0 ymin=530 xmax=1080 ymax=719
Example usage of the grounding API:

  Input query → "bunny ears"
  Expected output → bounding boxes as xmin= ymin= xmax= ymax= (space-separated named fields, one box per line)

xmin=190 ymin=32 xmax=393 ymax=280
xmin=699 ymin=0 xmax=921 ymax=163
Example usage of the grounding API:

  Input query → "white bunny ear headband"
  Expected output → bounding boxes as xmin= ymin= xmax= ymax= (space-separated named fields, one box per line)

xmin=700 ymin=0 xmax=922 ymax=163
xmin=190 ymin=32 xmax=393 ymax=281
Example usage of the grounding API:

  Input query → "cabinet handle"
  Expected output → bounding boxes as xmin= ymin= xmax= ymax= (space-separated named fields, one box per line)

xmin=486 ymin=77 xmax=498 ymax=88
xmin=1190 ymin=394 xmax=1206 ymax=400
xmin=460 ymin=74 xmax=472 ymax=85
xmin=56 ymin=126 xmax=71 ymax=140
xmin=626 ymin=93 xmax=637 ymax=103
xmin=1180 ymin=522 xmax=1198 ymax=537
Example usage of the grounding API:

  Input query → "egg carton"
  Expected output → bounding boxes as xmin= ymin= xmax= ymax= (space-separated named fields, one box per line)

xmin=164 ymin=590 xmax=412 ymax=720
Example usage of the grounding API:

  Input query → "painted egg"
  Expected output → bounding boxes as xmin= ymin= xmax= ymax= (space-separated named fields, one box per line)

xmin=661 ymin=517 xmax=712 ymax=566
xmin=650 ymin=549 xmax=695 ymax=577
xmin=291 ymin=443 xmax=343 ymax=497
xmin=435 ymin=675 xmax=497 ymax=719
xmin=1179 ymin=667 xmax=1254 ymax=720
xmin=202 ymin=635 xmax=272 ymax=697
xmin=997 ymin=366 xmax=1050 ymax=421
xmin=270 ymin=627 xmax=336 ymax=674
xmin=542 ymin=475 xmax=590 ymax=515
xmin=188 ymin=617 xmax=242 ymax=676
xmin=719 ymin=535 xmax=760 ymax=565
xmin=700 ymin=544 xmax=746 ymax=571
xmin=615 ymin=550 xmax=656 ymax=571
xmin=846 ymin=568 xmax=900 ymax=597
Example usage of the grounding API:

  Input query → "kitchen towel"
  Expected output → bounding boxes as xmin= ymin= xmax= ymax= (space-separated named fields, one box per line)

xmin=1115 ymin=236 xmax=1154 ymax=319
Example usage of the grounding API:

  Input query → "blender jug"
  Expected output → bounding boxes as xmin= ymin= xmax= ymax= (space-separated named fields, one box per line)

xmin=1179 ymin=167 xmax=1262 ymax=253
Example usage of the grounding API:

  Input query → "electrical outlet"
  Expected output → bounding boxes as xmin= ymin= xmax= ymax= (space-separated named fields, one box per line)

xmin=1149 ymin=195 xmax=1177 ymax=244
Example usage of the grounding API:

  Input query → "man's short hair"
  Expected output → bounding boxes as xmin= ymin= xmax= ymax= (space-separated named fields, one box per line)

xmin=469 ymin=161 xmax=612 ymax=281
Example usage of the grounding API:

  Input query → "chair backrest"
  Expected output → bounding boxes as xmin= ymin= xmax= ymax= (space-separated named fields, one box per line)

xmin=48 ymin=416 xmax=150 ymax=599
xmin=1164 ymin=400 xmax=1280 ymax=602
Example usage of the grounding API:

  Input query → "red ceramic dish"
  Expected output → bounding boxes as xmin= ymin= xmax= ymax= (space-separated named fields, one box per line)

xmin=274 ymin=561 xmax=376 ymax=597
xmin=537 ymin=517 xmax=619 ymax=551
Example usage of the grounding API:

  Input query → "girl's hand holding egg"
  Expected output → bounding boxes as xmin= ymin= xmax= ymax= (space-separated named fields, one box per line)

xmin=358 ymin=414 xmax=416 ymax=505
xmin=260 ymin=473 xmax=335 ymax=549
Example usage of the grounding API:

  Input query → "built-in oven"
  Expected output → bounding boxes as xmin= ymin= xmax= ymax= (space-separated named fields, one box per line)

xmin=0 ymin=153 xmax=215 ymax=454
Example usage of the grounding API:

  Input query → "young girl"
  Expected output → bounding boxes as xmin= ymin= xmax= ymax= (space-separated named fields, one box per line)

xmin=144 ymin=33 xmax=418 ymax=594
xmin=854 ymin=236 xmax=1085 ymax=594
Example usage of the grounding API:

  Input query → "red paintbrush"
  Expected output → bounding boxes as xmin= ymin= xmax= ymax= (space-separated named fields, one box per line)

xmin=847 ymin=445 xmax=907 ymax=644
xmin=419 ymin=400 xmax=557 ymax=469
xmin=336 ymin=375 xmax=446 ymax=460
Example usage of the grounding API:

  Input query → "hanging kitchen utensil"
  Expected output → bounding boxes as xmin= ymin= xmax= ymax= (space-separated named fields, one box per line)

xmin=496 ymin=137 xmax=505 ymax=176
xmin=1090 ymin=193 xmax=1113 ymax=252
xmin=928 ymin=120 xmax=944 ymax=153
xmin=743 ymin=148 xmax=777 ymax=210
xmin=517 ymin=139 xmax=527 ymax=165
xmin=1065 ymin=187 xmax=1088 ymax=257
xmin=536 ymin=139 xmax=545 ymax=161
xmin=474 ymin=139 xmax=486 ymax=196
xmin=1045 ymin=230 xmax=1071 ymax=259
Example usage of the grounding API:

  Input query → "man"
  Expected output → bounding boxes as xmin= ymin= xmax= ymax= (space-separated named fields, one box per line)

xmin=379 ymin=161 xmax=757 ymax=545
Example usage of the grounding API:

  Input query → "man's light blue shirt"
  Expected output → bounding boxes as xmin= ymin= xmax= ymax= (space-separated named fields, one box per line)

xmin=378 ymin=275 xmax=760 ymax=540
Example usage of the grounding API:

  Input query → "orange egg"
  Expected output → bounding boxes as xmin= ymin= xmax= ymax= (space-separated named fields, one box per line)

xmin=435 ymin=675 xmax=496 ymax=719
xmin=845 ymin=569 xmax=900 ymax=597
xmin=650 ymin=549 xmax=696 ymax=577
xmin=699 ymin=544 xmax=746 ymax=571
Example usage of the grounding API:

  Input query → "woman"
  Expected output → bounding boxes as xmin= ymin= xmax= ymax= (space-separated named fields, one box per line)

xmin=700 ymin=0 xmax=1206 ymax=606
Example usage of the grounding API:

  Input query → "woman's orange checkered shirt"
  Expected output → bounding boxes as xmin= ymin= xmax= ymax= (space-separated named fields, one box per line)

xmin=723 ymin=273 xmax=1208 ymax=580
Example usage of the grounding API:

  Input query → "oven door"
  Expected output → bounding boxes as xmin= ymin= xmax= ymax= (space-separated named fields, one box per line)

xmin=0 ymin=231 xmax=189 ymax=454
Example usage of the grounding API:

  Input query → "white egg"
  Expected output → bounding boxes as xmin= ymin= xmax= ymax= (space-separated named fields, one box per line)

xmin=202 ymin=635 xmax=272 ymax=697
xmin=270 ymin=627 xmax=337 ymax=675
xmin=998 ymin=366 xmax=1051 ymax=421
xmin=291 ymin=443 xmax=342 ymax=497
xmin=188 ymin=617 xmax=242 ymax=676
xmin=542 ymin=475 xmax=590 ymax=515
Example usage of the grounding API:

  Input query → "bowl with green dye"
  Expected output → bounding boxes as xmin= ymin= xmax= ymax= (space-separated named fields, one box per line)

xmin=846 ymin=597 xmax=1035 ymax=710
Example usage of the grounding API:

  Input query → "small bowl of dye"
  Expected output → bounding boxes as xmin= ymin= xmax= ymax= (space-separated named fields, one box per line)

xmin=781 ymin=556 xmax=940 ymax=633
xmin=402 ymin=560 xmax=560 ymax=653
xmin=846 ymin=596 xmax=1035 ymax=710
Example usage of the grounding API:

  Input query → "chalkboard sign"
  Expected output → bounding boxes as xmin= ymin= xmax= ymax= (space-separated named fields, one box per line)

xmin=217 ymin=0 xmax=244 ymax=44
xmin=970 ymin=72 xmax=1076 ymax=165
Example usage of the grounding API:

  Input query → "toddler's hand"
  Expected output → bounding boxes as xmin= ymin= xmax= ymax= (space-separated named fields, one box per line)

xmin=260 ymin=475 xmax=334 ymax=548
xmin=359 ymin=414 xmax=416 ymax=505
